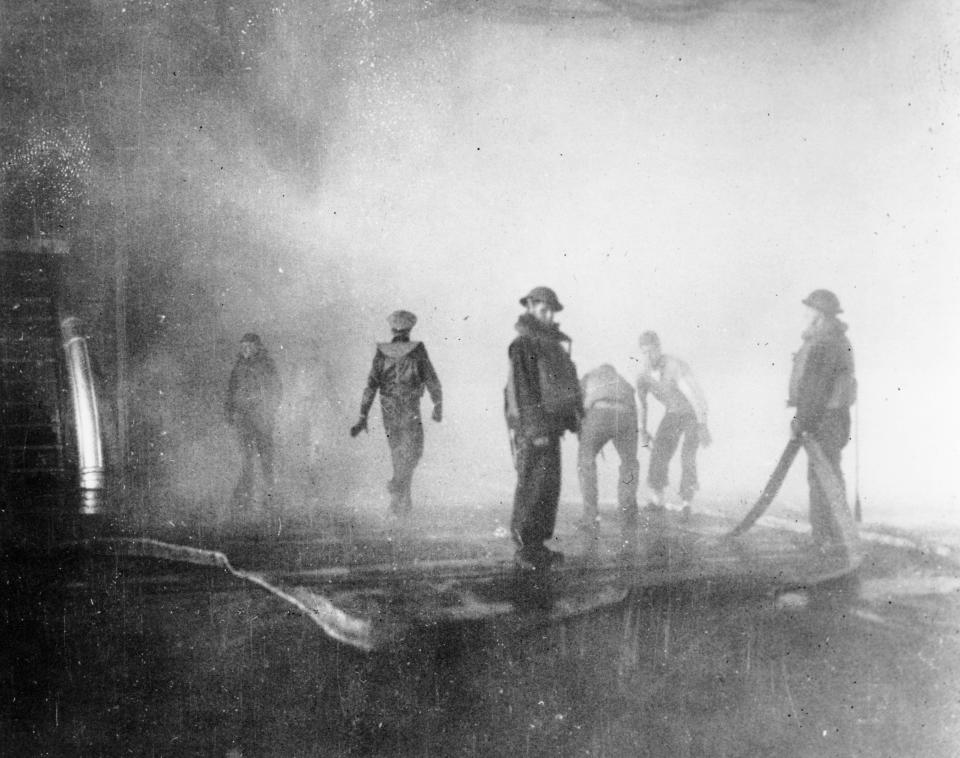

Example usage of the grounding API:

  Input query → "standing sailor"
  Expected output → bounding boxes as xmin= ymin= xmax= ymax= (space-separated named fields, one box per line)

xmin=504 ymin=286 xmax=582 ymax=570
xmin=350 ymin=310 xmax=442 ymax=515
xmin=225 ymin=332 xmax=282 ymax=509
xmin=788 ymin=289 xmax=857 ymax=551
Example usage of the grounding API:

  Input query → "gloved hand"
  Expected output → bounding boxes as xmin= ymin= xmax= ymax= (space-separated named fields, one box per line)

xmin=698 ymin=423 xmax=712 ymax=448
xmin=790 ymin=417 xmax=804 ymax=439
xmin=432 ymin=403 xmax=442 ymax=423
xmin=350 ymin=417 xmax=368 ymax=437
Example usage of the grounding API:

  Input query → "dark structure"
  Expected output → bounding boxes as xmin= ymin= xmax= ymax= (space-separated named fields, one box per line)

xmin=0 ymin=239 xmax=107 ymax=546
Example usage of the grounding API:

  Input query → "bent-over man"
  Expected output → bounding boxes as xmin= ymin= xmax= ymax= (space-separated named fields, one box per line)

xmin=636 ymin=331 xmax=710 ymax=520
xmin=578 ymin=364 xmax=640 ymax=548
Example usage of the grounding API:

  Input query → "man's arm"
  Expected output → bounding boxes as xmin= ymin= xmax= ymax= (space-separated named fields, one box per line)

xmin=677 ymin=365 xmax=711 ymax=446
xmin=264 ymin=358 xmax=282 ymax=418
xmin=225 ymin=364 xmax=238 ymax=422
xmin=636 ymin=376 xmax=651 ymax=445
xmin=509 ymin=339 xmax=546 ymax=440
xmin=359 ymin=351 xmax=382 ymax=416
xmin=793 ymin=341 xmax=837 ymax=434
xmin=676 ymin=366 xmax=708 ymax=425
xmin=418 ymin=345 xmax=443 ymax=421
xmin=352 ymin=351 xmax=382 ymax=435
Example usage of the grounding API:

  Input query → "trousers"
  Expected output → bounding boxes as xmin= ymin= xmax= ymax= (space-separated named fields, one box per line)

xmin=647 ymin=411 xmax=700 ymax=500
xmin=234 ymin=415 xmax=275 ymax=504
xmin=808 ymin=408 xmax=851 ymax=546
xmin=577 ymin=406 xmax=639 ymax=524
xmin=384 ymin=417 xmax=424 ymax=512
xmin=511 ymin=435 xmax=562 ymax=549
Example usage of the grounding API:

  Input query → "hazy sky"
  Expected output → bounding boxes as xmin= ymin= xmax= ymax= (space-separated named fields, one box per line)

xmin=126 ymin=0 xmax=959 ymax=527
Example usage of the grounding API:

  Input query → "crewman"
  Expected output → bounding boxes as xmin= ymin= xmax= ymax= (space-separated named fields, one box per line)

xmin=577 ymin=364 xmax=640 ymax=549
xmin=788 ymin=288 xmax=857 ymax=551
xmin=504 ymin=286 xmax=582 ymax=570
xmin=225 ymin=332 xmax=282 ymax=509
xmin=350 ymin=310 xmax=442 ymax=515
xmin=636 ymin=331 xmax=711 ymax=520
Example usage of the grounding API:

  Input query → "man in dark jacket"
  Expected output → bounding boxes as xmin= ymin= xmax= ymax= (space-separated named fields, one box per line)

xmin=225 ymin=332 xmax=282 ymax=507
xmin=788 ymin=289 xmax=857 ymax=549
xmin=505 ymin=286 xmax=582 ymax=570
xmin=350 ymin=310 xmax=442 ymax=515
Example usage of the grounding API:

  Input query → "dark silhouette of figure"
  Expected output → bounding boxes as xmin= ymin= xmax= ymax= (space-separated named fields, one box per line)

xmin=505 ymin=286 xmax=582 ymax=571
xmin=225 ymin=333 xmax=281 ymax=508
xmin=351 ymin=311 xmax=442 ymax=514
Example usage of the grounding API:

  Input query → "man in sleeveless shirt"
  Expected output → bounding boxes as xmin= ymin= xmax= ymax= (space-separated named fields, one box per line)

xmin=636 ymin=331 xmax=711 ymax=520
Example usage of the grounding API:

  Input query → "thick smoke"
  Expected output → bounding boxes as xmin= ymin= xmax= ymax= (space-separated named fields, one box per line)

xmin=10 ymin=1 xmax=956 ymax=528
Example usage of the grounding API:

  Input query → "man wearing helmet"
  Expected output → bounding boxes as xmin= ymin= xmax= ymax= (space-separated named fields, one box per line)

xmin=788 ymin=289 xmax=857 ymax=549
xmin=504 ymin=286 xmax=582 ymax=570
xmin=350 ymin=310 xmax=443 ymax=515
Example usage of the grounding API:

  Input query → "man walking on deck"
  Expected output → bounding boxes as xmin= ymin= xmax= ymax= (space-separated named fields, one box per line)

xmin=577 ymin=364 xmax=640 ymax=548
xmin=350 ymin=310 xmax=442 ymax=515
xmin=788 ymin=289 xmax=857 ymax=551
xmin=636 ymin=331 xmax=711 ymax=520
xmin=225 ymin=332 xmax=282 ymax=509
xmin=505 ymin=286 xmax=582 ymax=571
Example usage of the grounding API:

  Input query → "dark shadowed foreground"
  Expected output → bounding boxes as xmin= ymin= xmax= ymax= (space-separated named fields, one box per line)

xmin=2 ymin=511 xmax=958 ymax=757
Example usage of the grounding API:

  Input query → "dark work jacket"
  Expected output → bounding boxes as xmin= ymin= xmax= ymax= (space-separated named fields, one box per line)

xmin=359 ymin=337 xmax=442 ymax=427
xmin=788 ymin=317 xmax=856 ymax=432
xmin=505 ymin=313 xmax=582 ymax=439
xmin=225 ymin=350 xmax=282 ymax=426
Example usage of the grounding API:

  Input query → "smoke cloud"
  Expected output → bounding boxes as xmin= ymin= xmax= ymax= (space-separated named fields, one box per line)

xmin=38 ymin=0 xmax=957 ymax=528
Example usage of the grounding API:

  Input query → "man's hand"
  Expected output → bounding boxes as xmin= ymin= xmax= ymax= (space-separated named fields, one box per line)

xmin=698 ymin=423 xmax=712 ymax=448
xmin=432 ymin=403 xmax=442 ymax=423
xmin=531 ymin=435 xmax=549 ymax=447
xmin=640 ymin=429 xmax=652 ymax=448
xmin=790 ymin=417 xmax=804 ymax=440
xmin=350 ymin=417 xmax=368 ymax=438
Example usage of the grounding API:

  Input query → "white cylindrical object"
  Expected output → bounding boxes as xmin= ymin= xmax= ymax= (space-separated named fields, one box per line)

xmin=61 ymin=316 xmax=105 ymax=514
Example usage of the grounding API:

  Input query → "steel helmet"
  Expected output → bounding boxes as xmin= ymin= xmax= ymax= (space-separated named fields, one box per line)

xmin=519 ymin=286 xmax=563 ymax=312
xmin=387 ymin=310 xmax=417 ymax=332
xmin=802 ymin=289 xmax=843 ymax=315
xmin=637 ymin=330 xmax=661 ymax=349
